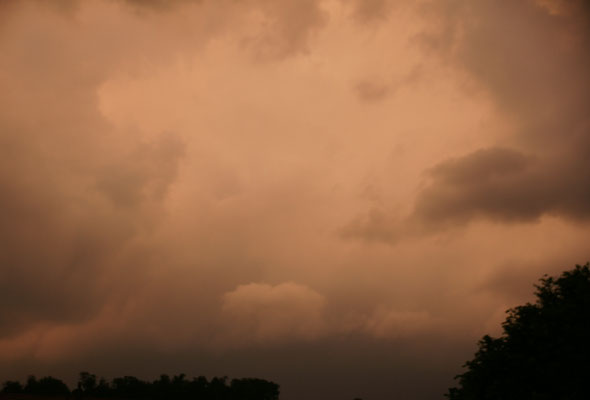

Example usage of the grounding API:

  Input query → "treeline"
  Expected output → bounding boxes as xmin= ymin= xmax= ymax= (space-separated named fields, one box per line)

xmin=1 ymin=372 xmax=279 ymax=400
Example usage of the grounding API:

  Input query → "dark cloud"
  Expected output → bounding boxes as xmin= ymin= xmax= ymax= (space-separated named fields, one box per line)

xmin=0 ymin=129 xmax=184 ymax=338
xmin=409 ymin=0 xmax=590 ymax=227
xmin=418 ymin=147 xmax=590 ymax=223
xmin=412 ymin=147 xmax=544 ymax=225
xmin=427 ymin=147 xmax=529 ymax=186
xmin=347 ymin=145 xmax=590 ymax=244
xmin=347 ymin=0 xmax=590 ymax=243
xmin=0 ymin=1 xmax=185 ymax=338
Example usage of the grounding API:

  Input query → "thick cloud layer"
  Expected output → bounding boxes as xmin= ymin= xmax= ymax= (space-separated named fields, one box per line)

xmin=411 ymin=0 xmax=590 ymax=224
xmin=1 ymin=1 xmax=589 ymax=399
xmin=347 ymin=0 xmax=590 ymax=243
xmin=0 ymin=1 xmax=185 ymax=339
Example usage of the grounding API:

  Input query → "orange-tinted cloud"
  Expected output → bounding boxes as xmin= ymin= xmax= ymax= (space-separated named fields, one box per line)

xmin=220 ymin=282 xmax=327 ymax=344
xmin=1 ymin=1 xmax=589 ymax=400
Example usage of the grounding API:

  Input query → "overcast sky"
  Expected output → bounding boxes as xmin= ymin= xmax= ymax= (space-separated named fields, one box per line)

xmin=1 ymin=1 xmax=589 ymax=399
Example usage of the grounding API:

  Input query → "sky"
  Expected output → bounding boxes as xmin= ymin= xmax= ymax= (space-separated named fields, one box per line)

xmin=0 ymin=0 xmax=589 ymax=399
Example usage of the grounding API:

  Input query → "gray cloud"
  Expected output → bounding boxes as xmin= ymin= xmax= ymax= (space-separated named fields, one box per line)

xmin=407 ymin=0 xmax=590 ymax=227
xmin=347 ymin=0 xmax=590 ymax=243
xmin=0 ymin=1 xmax=185 ymax=338
xmin=412 ymin=147 xmax=590 ymax=226
xmin=412 ymin=147 xmax=542 ymax=225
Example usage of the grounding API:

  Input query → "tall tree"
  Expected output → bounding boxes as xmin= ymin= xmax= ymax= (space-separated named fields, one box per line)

xmin=447 ymin=263 xmax=590 ymax=399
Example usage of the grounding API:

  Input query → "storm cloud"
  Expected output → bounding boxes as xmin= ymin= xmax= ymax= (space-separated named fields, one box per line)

xmin=347 ymin=0 xmax=590 ymax=243
xmin=1 ymin=1 xmax=589 ymax=400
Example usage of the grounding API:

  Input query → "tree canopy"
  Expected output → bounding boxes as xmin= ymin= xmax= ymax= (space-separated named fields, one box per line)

xmin=2 ymin=372 xmax=279 ymax=400
xmin=447 ymin=263 xmax=590 ymax=400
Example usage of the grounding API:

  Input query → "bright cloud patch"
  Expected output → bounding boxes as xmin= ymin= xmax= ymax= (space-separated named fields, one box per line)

xmin=220 ymin=282 xmax=327 ymax=344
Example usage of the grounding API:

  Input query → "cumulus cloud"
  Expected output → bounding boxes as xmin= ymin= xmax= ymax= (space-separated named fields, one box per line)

xmin=220 ymin=282 xmax=327 ymax=344
xmin=219 ymin=282 xmax=437 ymax=346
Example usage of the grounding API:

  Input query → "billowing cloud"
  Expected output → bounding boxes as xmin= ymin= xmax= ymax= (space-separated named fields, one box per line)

xmin=413 ymin=147 xmax=539 ymax=224
xmin=219 ymin=282 xmax=438 ymax=345
xmin=1 ymin=1 xmax=589 ymax=399
xmin=220 ymin=283 xmax=327 ymax=344
xmin=412 ymin=0 xmax=590 ymax=223
xmin=346 ymin=0 xmax=590 ymax=244
xmin=412 ymin=147 xmax=590 ymax=226
xmin=0 ymin=0 xmax=186 ymax=335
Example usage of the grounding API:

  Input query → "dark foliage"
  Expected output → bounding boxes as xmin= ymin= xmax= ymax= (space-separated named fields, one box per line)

xmin=447 ymin=263 xmax=590 ymax=400
xmin=22 ymin=376 xmax=71 ymax=396
xmin=3 ymin=372 xmax=279 ymax=400
xmin=1 ymin=381 xmax=23 ymax=394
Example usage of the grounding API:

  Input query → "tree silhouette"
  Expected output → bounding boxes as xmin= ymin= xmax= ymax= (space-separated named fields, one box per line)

xmin=111 ymin=375 xmax=150 ymax=398
xmin=230 ymin=378 xmax=279 ymax=400
xmin=78 ymin=372 xmax=97 ymax=393
xmin=1 ymin=380 xmax=23 ymax=394
xmin=23 ymin=375 xmax=70 ymax=396
xmin=447 ymin=263 xmax=590 ymax=399
xmin=2 ymin=372 xmax=279 ymax=399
